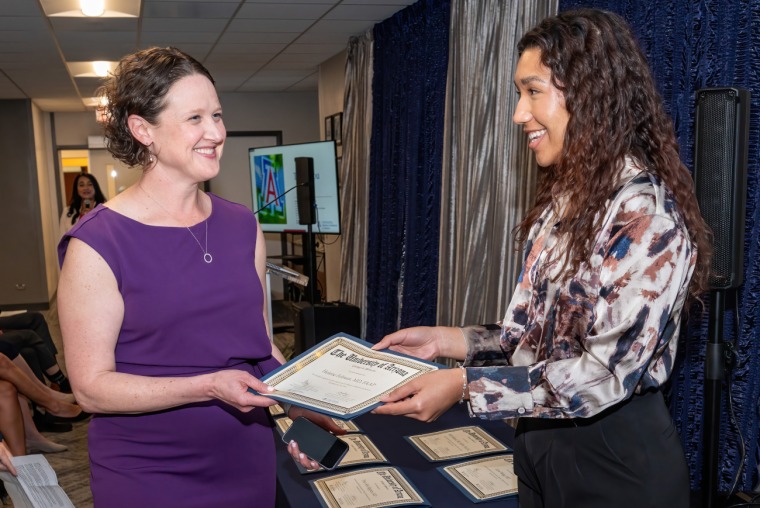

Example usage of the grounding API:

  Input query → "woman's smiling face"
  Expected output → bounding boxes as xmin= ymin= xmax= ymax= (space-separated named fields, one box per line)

xmin=512 ymin=47 xmax=570 ymax=168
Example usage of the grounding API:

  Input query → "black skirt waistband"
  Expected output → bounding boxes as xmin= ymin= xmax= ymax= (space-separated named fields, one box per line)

xmin=517 ymin=389 xmax=662 ymax=431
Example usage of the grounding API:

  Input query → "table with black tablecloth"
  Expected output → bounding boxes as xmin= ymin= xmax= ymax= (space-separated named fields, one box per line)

xmin=274 ymin=403 xmax=518 ymax=507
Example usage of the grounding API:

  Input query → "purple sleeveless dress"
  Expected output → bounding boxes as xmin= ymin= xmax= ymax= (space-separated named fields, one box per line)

xmin=59 ymin=194 xmax=280 ymax=507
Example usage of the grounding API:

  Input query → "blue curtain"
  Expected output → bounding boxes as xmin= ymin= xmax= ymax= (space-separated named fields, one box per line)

xmin=365 ymin=0 xmax=450 ymax=341
xmin=559 ymin=0 xmax=760 ymax=493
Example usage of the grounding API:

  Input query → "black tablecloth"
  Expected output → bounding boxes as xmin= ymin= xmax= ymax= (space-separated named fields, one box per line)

xmin=274 ymin=404 xmax=519 ymax=507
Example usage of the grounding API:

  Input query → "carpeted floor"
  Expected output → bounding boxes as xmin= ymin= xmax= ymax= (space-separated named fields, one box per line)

xmin=2 ymin=301 xmax=296 ymax=507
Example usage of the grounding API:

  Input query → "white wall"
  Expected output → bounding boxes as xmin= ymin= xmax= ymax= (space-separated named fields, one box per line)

xmin=32 ymin=105 xmax=59 ymax=299
xmin=219 ymin=91 xmax=319 ymax=144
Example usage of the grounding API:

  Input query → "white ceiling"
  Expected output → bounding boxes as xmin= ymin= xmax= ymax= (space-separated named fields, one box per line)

xmin=0 ymin=0 xmax=417 ymax=112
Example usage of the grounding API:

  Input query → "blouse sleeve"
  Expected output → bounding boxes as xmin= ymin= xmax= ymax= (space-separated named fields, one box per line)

xmin=464 ymin=213 xmax=695 ymax=420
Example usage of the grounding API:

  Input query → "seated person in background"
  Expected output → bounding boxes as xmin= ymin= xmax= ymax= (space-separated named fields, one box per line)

xmin=0 ymin=433 xmax=17 ymax=475
xmin=0 ymin=381 xmax=24 ymax=456
xmin=0 ymin=377 xmax=68 ymax=455
xmin=0 ymin=349 xmax=85 ymax=424
xmin=0 ymin=342 xmax=82 ymax=455
xmin=0 ymin=311 xmax=71 ymax=392
xmin=0 ymin=434 xmax=16 ymax=505
xmin=0 ymin=310 xmax=58 ymax=357
xmin=59 ymin=172 xmax=107 ymax=237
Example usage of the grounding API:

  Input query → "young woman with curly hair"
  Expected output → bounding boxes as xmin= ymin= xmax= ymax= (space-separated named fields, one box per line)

xmin=373 ymin=9 xmax=711 ymax=508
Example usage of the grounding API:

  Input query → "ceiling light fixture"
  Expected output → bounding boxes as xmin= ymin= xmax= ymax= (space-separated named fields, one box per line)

xmin=93 ymin=61 xmax=110 ymax=77
xmin=80 ymin=0 xmax=105 ymax=17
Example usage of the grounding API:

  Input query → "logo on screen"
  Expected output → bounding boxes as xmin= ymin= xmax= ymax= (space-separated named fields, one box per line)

xmin=254 ymin=154 xmax=287 ymax=224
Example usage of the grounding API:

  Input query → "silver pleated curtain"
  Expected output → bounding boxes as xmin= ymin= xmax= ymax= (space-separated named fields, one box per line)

xmin=338 ymin=31 xmax=374 ymax=336
xmin=437 ymin=0 xmax=558 ymax=328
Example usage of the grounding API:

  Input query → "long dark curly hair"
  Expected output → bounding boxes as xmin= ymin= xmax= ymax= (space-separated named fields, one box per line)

xmin=65 ymin=173 xmax=106 ymax=226
xmin=96 ymin=47 xmax=215 ymax=168
xmin=515 ymin=9 xmax=712 ymax=301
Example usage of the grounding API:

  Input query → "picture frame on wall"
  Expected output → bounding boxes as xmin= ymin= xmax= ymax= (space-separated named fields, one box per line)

xmin=325 ymin=116 xmax=333 ymax=141
xmin=332 ymin=112 xmax=343 ymax=145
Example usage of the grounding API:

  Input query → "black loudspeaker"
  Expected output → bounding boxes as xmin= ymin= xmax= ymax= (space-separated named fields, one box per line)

xmin=293 ymin=302 xmax=361 ymax=352
xmin=295 ymin=157 xmax=316 ymax=225
xmin=693 ymin=87 xmax=750 ymax=290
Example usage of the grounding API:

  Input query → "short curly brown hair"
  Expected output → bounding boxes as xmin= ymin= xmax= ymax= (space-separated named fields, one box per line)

xmin=96 ymin=47 xmax=215 ymax=168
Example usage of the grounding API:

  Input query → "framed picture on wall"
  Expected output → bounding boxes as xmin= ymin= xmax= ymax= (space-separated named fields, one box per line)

xmin=332 ymin=112 xmax=343 ymax=145
xmin=325 ymin=116 xmax=333 ymax=140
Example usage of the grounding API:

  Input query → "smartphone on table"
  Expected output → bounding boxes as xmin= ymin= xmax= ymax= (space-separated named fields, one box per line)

xmin=282 ymin=417 xmax=349 ymax=470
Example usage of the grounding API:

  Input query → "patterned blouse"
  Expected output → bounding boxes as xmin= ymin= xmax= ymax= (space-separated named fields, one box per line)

xmin=463 ymin=157 xmax=697 ymax=420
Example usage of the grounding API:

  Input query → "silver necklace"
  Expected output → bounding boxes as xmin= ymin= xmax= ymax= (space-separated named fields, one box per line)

xmin=140 ymin=185 xmax=213 ymax=264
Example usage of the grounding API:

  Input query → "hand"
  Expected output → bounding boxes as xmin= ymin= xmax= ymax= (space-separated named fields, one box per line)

xmin=371 ymin=369 xmax=462 ymax=422
xmin=207 ymin=369 xmax=277 ymax=412
xmin=0 ymin=441 xmax=17 ymax=476
xmin=372 ymin=326 xmax=459 ymax=361
xmin=285 ymin=407 xmax=347 ymax=470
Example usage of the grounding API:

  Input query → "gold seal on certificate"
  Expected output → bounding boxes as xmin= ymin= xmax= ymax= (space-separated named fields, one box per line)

xmin=405 ymin=426 xmax=509 ymax=462
xmin=260 ymin=335 xmax=440 ymax=419
xmin=438 ymin=454 xmax=518 ymax=502
xmin=309 ymin=466 xmax=429 ymax=508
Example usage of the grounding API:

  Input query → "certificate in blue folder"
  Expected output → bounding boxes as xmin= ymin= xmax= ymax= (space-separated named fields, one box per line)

xmin=253 ymin=334 xmax=441 ymax=420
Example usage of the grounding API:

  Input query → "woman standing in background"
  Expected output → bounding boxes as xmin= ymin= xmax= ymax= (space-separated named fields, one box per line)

xmin=58 ymin=172 xmax=106 ymax=237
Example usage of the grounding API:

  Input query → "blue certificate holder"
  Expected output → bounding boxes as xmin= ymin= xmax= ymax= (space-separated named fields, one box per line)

xmin=436 ymin=454 xmax=518 ymax=503
xmin=251 ymin=333 xmax=441 ymax=420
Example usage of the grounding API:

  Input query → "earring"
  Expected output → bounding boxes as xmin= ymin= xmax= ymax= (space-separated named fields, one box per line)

xmin=149 ymin=154 xmax=155 ymax=163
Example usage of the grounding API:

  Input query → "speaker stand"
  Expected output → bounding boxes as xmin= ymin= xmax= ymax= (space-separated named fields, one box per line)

xmin=702 ymin=289 xmax=727 ymax=508
xmin=304 ymin=224 xmax=319 ymax=304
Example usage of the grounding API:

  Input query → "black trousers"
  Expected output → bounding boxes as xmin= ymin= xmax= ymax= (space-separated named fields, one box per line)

xmin=514 ymin=390 xmax=689 ymax=508
xmin=0 ymin=312 xmax=57 ymax=355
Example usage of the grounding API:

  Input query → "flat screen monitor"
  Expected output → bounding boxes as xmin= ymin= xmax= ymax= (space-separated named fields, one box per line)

xmin=250 ymin=140 xmax=340 ymax=234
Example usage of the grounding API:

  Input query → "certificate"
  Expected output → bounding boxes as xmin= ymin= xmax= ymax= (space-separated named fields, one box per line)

xmin=275 ymin=416 xmax=362 ymax=436
xmin=295 ymin=434 xmax=389 ymax=474
xmin=269 ymin=403 xmax=285 ymax=417
xmin=437 ymin=454 xmax=518 ymax=502
xmin=258 ymin=334 xmax=439 ymax=419
xmin=310 ymin=466 xmax=430 ymax=508
xmin=405 ymin=426 xmax=509 ymax=462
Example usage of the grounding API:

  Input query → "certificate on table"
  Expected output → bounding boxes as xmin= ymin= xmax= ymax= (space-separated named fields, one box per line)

xmin=310 ymin=466 xmax=430 ymax=508
xmin=405 ymin=426 xmax=509 ymax=462
xmin=257 ymin=334 xmax=440 ymax=419
xmin=295 ymin=434 xmax=389 ymax=474
xmin=274 ymin=416 xmax=362 ymax=437
xmin=437 ymin=454 xmax=518 ymax=503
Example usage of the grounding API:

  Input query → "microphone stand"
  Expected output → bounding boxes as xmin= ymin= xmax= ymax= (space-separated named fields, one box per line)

xmin=304 ymin=222 xmax=318 ymax=304
xmin=703 ymin=289 xmax=727 ymax=508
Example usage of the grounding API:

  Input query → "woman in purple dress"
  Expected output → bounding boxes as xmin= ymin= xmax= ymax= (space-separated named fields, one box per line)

xmin=57 ymin=47 xmax=336 ymax=507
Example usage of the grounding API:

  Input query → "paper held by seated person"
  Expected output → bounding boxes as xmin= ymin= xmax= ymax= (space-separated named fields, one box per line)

xmin=0 ymin=454 xmax=74 ymax=508
xmin=256 ymin=334 xmax=440 ymax=419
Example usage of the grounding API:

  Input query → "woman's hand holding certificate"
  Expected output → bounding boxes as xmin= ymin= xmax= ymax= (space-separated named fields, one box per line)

xmin=254 ymin=335 xmax=440 ymax=419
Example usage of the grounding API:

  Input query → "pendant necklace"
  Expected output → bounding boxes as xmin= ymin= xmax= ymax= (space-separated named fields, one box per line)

xmin=140 ymin=184 xmax=213 ymax=264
